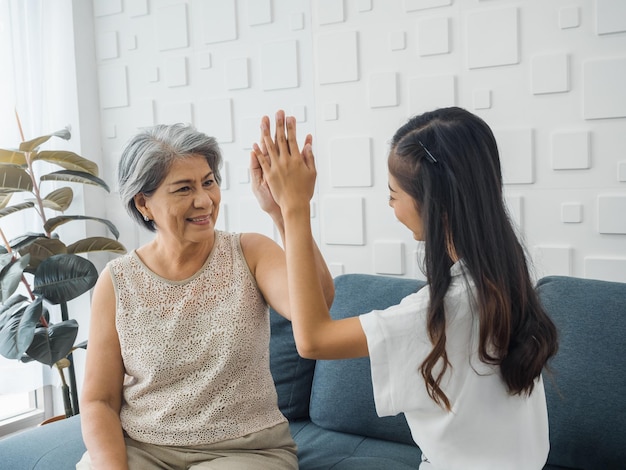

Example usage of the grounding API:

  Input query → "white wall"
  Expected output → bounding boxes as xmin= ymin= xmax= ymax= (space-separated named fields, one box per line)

xmin=91 ymin=0 xmax=626 ymax=283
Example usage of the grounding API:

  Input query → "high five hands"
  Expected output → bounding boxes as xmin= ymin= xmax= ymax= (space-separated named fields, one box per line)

xmin=250 ymin=110 xmax=317 ymax=215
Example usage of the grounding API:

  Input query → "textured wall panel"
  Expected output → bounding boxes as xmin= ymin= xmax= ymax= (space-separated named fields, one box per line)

xmin=316 ymin=0 xmax=345 ymax=25
xmin=374 ymin=241 xmax=405 ymax=275
xmin=201 ymin=0 xmax=238 ymax=44
xmin=96 ymin=31 xmax=118 ymax=60
xmin=238 ymin=198 xmax=274 ymax=238
xmin=496 ymin=128 xmax=534 ymax=185
xmin=417 ymin=16 xmax=449 ymax=56
xmin=409 ymin=75 xmax=455 ymax=115
xmin=220 ymin=162 xmax=230 ymax=191
xmin=473 ymin=89 xmax=491 ymax=109
xmin=322 ymin=196 xmax=365 ymax=245
xmin=619 ymin=162 xmax=626 ymax=182
xmin=98 ymin=65 xmax=128 ymax=109
xmin=135 ymin=99 xmax=155 ymax=128
xmin=505 ymin=195 xmax=523 ymax=230
xmin=316 ymin=31 xmax=358 ymax=84
xmin=598 ymin=195 xmax=626 ymax=234
xmin=198 ymin=53 xmax=212 ymax=70
xmin=405 ymin=0 xmax=452 ymax=11
xmin=329 ymin=137 xmax=372 ymax=187
xmin=466 ymin=7 xmax=519 ymax=69
xmin=261 ymin=40 xmax=299 ymax=90
xmin=94 ymin=0 xmax=122 ymax=17
xmin=534 ymin=246 xmax=572 ymax=276
xmin=596 ymin=0 xmax=626 ymax=35
xmin=246 ymin=0 xmax=272 ymax=26
xmin=216 ymin=204 xmax=228 ymax=232
xmin=357 ymin=0 xmax=373 ymax=12
xmin=561 ymin=202 xmax=583 ymax=224
xmin=156 ymin=4 xmax=189 ymax=51
xmin=369 ymin=71 xmax=398 ymax=108
xmin=324 ymin=103 xmax=338 ymax=120
xmin=389 ymin=31 xmax=406 ymax=51
xmin=165 ymin=56 xmax=188 ymax=87
xmin=559 ymin=6 xmax=580 ymax=29
xmin=159 ymin=102 xmax=192 ymax=125
xmin=239 ymin=115 xmax=262 ymax=150
xmin=583 ymin=57 xmax=626 ymax=120
xmin=551 ymin=130 xmax=590 ymax=170
xmin=225 ymin=58 xmax=250 ymax=90
xmin=585 ymin=258 xmax=626 ymax=283
xmin=196 ymin=98 xmax=233 ymax=143
xmin=127 ymin=0 xmax=149 ymax=17
xmin=531 ymin=53 xmax=569 ymax=95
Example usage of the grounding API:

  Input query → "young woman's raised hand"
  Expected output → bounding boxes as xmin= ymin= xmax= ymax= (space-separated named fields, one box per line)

xmin=252 ymin=110 xmax=316 ymax=213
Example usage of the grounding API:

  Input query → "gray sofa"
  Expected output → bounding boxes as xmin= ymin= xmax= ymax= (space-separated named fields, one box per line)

xmin=1 ymin=273 xmax=624 ymax=469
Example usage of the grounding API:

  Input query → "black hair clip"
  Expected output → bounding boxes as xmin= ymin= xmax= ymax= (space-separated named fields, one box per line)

xmin=418 ymin=140 xmax=438 ymax=164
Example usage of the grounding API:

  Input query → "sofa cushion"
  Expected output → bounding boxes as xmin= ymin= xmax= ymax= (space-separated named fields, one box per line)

xmin=290 ymin=420 xmax=421 ymax=469
xmin=270 ymin=307 xmax=316 ymax=420
xmin=537 ymin=275 xmax=626 ymax=470
xmin=309 ymin=274 xmax=425 ymax=446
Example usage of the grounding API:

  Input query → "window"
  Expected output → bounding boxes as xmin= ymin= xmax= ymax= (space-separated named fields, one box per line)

xmin=0 ymin=388 xmax=51 ymax=438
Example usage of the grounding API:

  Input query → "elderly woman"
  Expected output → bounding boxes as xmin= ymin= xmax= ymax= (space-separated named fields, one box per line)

xmin=78 ymin=117 xmax=333 ymax=469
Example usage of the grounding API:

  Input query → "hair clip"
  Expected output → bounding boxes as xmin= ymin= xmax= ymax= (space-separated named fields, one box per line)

xmin=418 ymin=140 xmax=438 ymax=164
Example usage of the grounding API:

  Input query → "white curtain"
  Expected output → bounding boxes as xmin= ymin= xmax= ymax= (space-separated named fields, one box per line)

xmin=0 ymin=0 xmax=66 ymax=394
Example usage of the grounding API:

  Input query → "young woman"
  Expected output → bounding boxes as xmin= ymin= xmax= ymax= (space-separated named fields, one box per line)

xmin=253 ymin=107 xmax=558 ymax=470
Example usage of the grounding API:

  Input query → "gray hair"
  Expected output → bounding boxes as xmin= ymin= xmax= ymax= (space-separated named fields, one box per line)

xmin=117 ymin=123 xmax=223 ymax=232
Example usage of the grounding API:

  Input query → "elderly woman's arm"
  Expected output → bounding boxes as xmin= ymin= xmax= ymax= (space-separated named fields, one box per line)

xmin=80 ymin=267 xmax=128 ymax=470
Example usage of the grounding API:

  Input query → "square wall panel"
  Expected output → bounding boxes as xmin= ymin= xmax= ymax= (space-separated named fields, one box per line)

xmin=127 ymin=0 xmax=149 ymax=17
xmin=495 ymin=128 xmax=534 ymax=184
xmin=156 ymin=4 xmax=189 ymax=51
xmin=238 ymin=197 xmax=274 ymax=238
xmin=596 ymin=0 xmax=626 ymax=35
xmin=322 ymin=196 xmax=365 ymax=245
xmin=374 ymin=241 xmax=405 ymax=275
xmin=316 ymin=0 xmax=345 ymax=25
xmin=561 ymin=202 xmax=583 ymax=223
xmin=369 ymin=71 xmax=398 ymax=108
xmin=246 ymin=0 xmax=272 ymax=26
xmin=583 ymin=57 xmax=626 ymax=120
xmin=531 ymin=53 xmax=569 ymax=94
xmin=505 ymin=194 xmax=523 ymax=230
xmin=405 ymin=0 xmax=452 ymax=11
xmin=466 ymin=7 xmax=519 ymax=69
xmin=534 ymin=245 xmax=572 ymax=277
xmin=585 ymin=257 xmax=626 ymax=283
xmin=225 ymin=58 xmax=250 ymax=90
xmin=98 ymin=65 xmax=128 ymax=109
xmin=317 ymin=31 xmax=359 ymax=84
xmin=559 ymin=6 xmax=580 ymax=29
xmin=165 ymin=56 xmax=188 ymax=87
xmin=135 ymin=99 xmax=155 ymax=128
xmin=329 ymin=137 xmax=372 ymax=187
xmin=473 ymin=89 xmax=491 ymax=109
xmin=239 ymin=115 xmax=263 ymax=149
xmin=215 ymin=203 xmax=228 ymax=231
xmin=96 ymin=31 xmax=118 ymax=60
xmin=389 ymin=31 xmax=406 ymax=51
xmin=196 ymin=98 xmax=233 ymax=143
xmin=619 ymin=161 xmax=626 ymax=182
xmin=159 ymin=102 xmax=192 ymax=125
xmin=598 ymin=195 xmax=626 ymax=234
xmin=551 ymin=130 xmax=590 ymax=170
xmin=409 ymin=75 xmax=456 ymax=115
xmin=261 ymin=40 xmax=299 ymax=90
xmin=417 ymin=16 xmax=450 ymax=56
xmin=201 ymin=0 xmax=238 ymax=44
xmin=94 ymin=0 xmax=122 ymax=17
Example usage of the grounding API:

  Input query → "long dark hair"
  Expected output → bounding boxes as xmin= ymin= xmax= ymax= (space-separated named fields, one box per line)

xmin=388 ymin=107 xmax=558 ymax=410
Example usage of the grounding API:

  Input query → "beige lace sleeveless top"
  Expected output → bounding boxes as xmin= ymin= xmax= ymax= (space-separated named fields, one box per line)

xmin=108 ymin=231 xmax=286 ymax=446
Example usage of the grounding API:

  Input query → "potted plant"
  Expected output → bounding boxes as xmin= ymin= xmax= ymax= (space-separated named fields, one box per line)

xmin=0 ymin=115 xmax=126 ymax=418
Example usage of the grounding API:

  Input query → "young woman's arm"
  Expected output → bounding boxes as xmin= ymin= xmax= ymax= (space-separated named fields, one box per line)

xmin=246 ymin=111 xmax=334 ymax=321
xmin=253 ymin=111 xmax=368 ymax=360
xmin=80 ymin=267 xmax=128 ymax=470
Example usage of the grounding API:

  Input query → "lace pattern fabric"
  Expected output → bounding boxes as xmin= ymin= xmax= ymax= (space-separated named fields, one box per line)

xmin=109 ymin=231 xmax=286 ymax=446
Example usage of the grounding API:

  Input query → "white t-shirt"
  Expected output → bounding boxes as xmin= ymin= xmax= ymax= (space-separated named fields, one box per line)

xmin=359 ymin=261 xmax=549 ymax=470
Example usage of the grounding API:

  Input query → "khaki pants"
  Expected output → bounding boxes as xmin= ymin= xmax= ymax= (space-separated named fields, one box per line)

xmin=76 ymin=422 xmax=298 ymax=469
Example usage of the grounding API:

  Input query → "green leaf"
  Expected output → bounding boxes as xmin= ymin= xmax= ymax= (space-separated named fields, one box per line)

xmin=0 ymin=254 xmax=30 ymax=303
xmin=44 ymin=215 xmax=120 ymax=240
xmin=0 ymin=201 xmax=35 ymax=219
xmin=33 ymin=254 xmax=97 ymax=304
xmin=0 ymin=296 xmax=27 ymax=329
xmin=0 ymin=166 xmax=33 ymax=192
xmin=0 ymin=148 xmax=28 ymax=166
xmin=24 ymin=320 xmax=78 ymax=365
xmin=0 ymin=253 xmax=12 ymax=270
xmin=18 ymin=128 xmax=71 ymax=153
xmin=33 ymin=151 xmax=99 ymax=177
xmin=24 ymin=238 xmax=67 ymax=270
xmin=0 ymin=304 xmax=27 ymax=359
xmin=40 ymin=170 xmax=109 ymax=192
xmin=67 ymin=237 xmax=126 ymax=255
xmin=41 ymin=187 xmax=73 ymax=212
xmin=10 ymin=233 xmax=47 ymax=252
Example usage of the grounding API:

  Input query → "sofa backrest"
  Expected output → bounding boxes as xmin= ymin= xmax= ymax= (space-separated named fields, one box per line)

xmin=537 ymin=275 xmax=626 ymax=470
xmin=309 ymin=274 xmax=426 ymax=446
